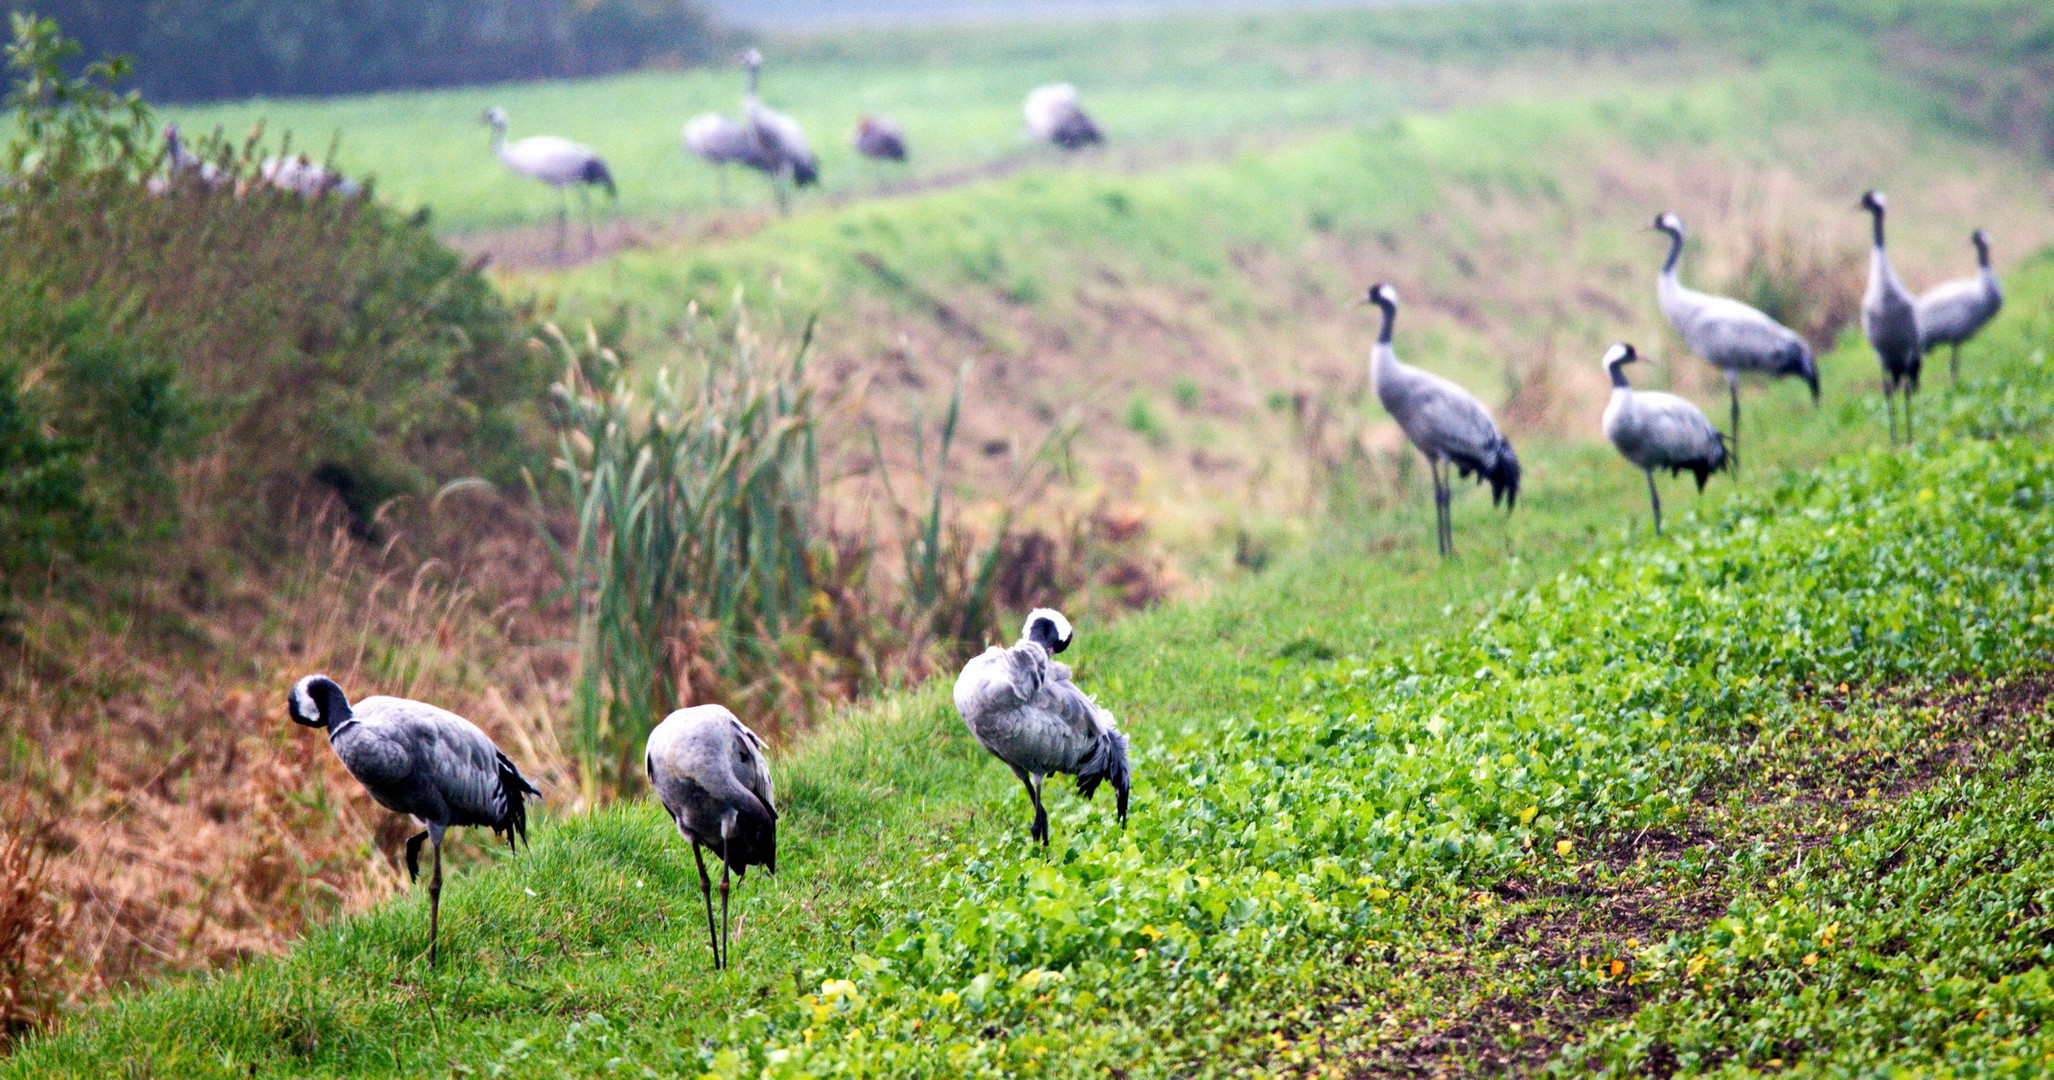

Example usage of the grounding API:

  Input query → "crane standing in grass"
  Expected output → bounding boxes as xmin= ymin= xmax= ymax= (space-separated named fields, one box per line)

xmin=741 ymin=49 xmax=819 ymax=211
xmin=1024 ymin=84 xmax=1104 ymax=150
xmin=1916 ymin=229 xmax=2003 ymax=383
xmin=682 ymin=113 xmax=775 ymax=203
xmin=481 ymin=106 xmax=615 ymax=254
xmin=1599 ymin=343 xmax=1730 ymax=536
xmin=1651 ymin=212 xmax=1817 ymax=466
xmin=156 ymin=122 xmax=229 ymax=192
xmin=954 ymin=609 xmax=1130 ymax=847
xmin=288 ymin=675 xmax=541 ymax=965
xmin=1362 ymin=283 xmax=1521 ymax=559
xmin=646 ymin=705 xmax=778 ymax=971
xmin=1859 ymin=191 xmax=1922 ymax=444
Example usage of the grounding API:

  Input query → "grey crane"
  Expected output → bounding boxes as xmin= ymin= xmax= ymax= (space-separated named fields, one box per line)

xmin=1916 ymin=229 xmax=2002 ymax=383
xmin=288 ymin=675 xmax=541 ymax=964
xmin=1652 ymin=212 xmax=1817 ymax=466
xmin=854 ymin=115 xmax=909 ymax=164
xmin=682 ymin=113 xmax=776 ymax=203
xmin=1023 ymin=84 xmax=1104 ymax=150
xmin=1362 ymin=283 xmax=1521 ymax=559
xmin=481 ymin=106 xmax=615 ymax=254
xmin=1859 ymin=191 xmax=1922 ymax=444
xmin=953 ymin=609 xmax=1130 ymax=847
xmin=155 ymin=122 xmax=229 ymax=192
xmin=1600 ymin=343 xmax=1730 ymax=536
xmin=741 ymin=49 xmax=819 ymax=207
xmin=645 ymin=705 xmax=777 ymax=970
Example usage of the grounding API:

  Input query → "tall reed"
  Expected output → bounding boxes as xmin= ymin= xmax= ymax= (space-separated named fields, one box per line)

xmin=540 ymin=314 xmax=821 ymax=790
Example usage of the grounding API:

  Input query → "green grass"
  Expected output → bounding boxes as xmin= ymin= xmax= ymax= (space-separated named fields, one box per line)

xmin=11 ymin=199 xmax=2054 ymax=1077
xmin=131 ymin=0 xmax=1877 ymax=235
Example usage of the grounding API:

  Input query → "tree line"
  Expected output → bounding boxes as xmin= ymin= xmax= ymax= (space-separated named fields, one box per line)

xmin=6 ymin=0 xmax=729 ymax=103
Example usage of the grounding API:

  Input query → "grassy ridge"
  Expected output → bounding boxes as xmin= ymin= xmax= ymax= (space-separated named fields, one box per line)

xmin=10 ymin=254 xmax=2053 ymax=1078
xmin=137 ymin=0 xmax=1857 ymax=234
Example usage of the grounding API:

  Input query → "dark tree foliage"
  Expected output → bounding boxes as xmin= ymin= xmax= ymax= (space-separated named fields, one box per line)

xmin=5 ymin=0 xmax=726 ymax=103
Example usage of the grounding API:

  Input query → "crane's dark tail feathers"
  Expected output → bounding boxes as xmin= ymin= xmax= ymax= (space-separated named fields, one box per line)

xmin=791 ymin=158 xmax=820 ymax=187
xmin=1073 ymin=725 xmax=1132 ymax=825
xmin=1690 ymin=432 xmax=1734 ymax=492
xmin=495 ymin=752 xmax=544 ymax=851
xmin=1448 ymin=440 xmax=1522 ymax=511
xmin=582 ymin=158 xmax=617 ymax=199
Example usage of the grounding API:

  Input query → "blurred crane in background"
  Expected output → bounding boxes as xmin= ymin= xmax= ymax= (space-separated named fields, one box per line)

xmin=1651 ymin=211 xmax=1817 ymax=467
xmin=1917 ymin=228 xmax=2003 ymax=382
xmin=1362 ymin=283 xmax=1520 ymax=559
xmin=481 ymin=105 xmax=615 ymax=254
xmin=1024 ymin=83 xmax=1103 ymax=150
xmin=1860 ymin=190 xmax=1922 ymax=444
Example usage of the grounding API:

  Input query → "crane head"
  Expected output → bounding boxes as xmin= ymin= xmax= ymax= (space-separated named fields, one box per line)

xmin=1024 ymin=608 xmax=1073 ymax=654
xmin=1651 ymin=211 xmax=1683 ymax=236
xmin=740 ymin=48 xmax=764 ymax=69
xmin=1859 ymin=190 xmax=1886 ymax=215
xmin=481 ymin=106 xmax=509 ymax=129
xmin=288 ymin=674 xmax=351 ymax=728
xmin=1602 ymin=342 xmax=1637 ymax=368
xmin=1362 ymin=282 xmax=1398 ymax=310
xmin=1972 ymin=229 xmax=1991 ymax=256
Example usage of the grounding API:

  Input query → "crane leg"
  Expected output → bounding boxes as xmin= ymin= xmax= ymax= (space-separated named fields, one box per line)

xmin=719 ymin=833 xmax=733 ymax=970
xmin=1884 ymin=386 xmax=1899 ymax=445
xmin=1726 ymin=374 xmax=1742 ymax=473
xmin=1431 ymin=460 xmax=1453 ymax=559
xmin=427 ymin=833 xmax=443 ymax=966
xmin=1951 ymin=343 xmax=1960 ymax=383
xmin=1905 ymin=385 xmax=1915 ymax=443
xmin=1013 ymin=766 xmax=1048 ymax=845
xmin=692 ymin=843 xmax=721 ymax=970
xmin=580 ymin=186 xmax=597 ymax=253
xmin=1646 ymin=469 xmax=1663 ymax=537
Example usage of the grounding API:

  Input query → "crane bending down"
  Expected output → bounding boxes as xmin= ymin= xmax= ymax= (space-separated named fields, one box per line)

xmin=481 ymin=106 xmax=615 ymax=254
xmin=646 ymin=705 xmax=777 ymax=970
xmin=1859 ymin=191 xmax=1922 ymax=444
xmin=854 ymin=115 xmax=909 ymax=166
xmin=954 ymin=609 xmax=1130 ymax=846
xmin=1652 ymin=212 xmax=1817 ymax=466
xmin=289 ymin=675 xmax=540 ymax=964
xmin=1916 ymin=229 xmax=2002 ymax=383
xmin=1600 ymin=343 xmax=1730 ymax=536
xmin=1023 ymin=84 xmax=1104 ymax=150
xmin=1363 ymin=283 xmax=1520 ymax=559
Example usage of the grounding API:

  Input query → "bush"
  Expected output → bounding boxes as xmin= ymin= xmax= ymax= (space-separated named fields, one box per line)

xmin=0 ymin=16 xmax=543 ymax=570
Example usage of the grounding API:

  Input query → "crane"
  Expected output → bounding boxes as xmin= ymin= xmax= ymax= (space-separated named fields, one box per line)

xmin=1600 ymin=343 xmax=1730 ymax=535
xmin=645 ymin=705 xmax=777 ymax=970
xmin=1859 ymin=191 xmax=1922 ymax=444
xmin=954 ymin=609 xmax=1130 ymax=847
xmin=481 ymin=106 xmax=615 ymax=254
xmin=1651 ymin=211 xmax=1817 ymax=464
xmin=1024 ymin=84 xmax=1104 ymax=150
xmin=288 ymin=675 xmax=541 ymax=964
xmin=1362 ymin=283 xmax=1521 ymax=558
xmin=1916 ymin=229 xmax=2002 ymax=383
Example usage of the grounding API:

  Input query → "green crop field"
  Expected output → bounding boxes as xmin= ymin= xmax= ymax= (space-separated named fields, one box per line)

xmin=11 ymin=0 xmax=2054 ymax=1076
